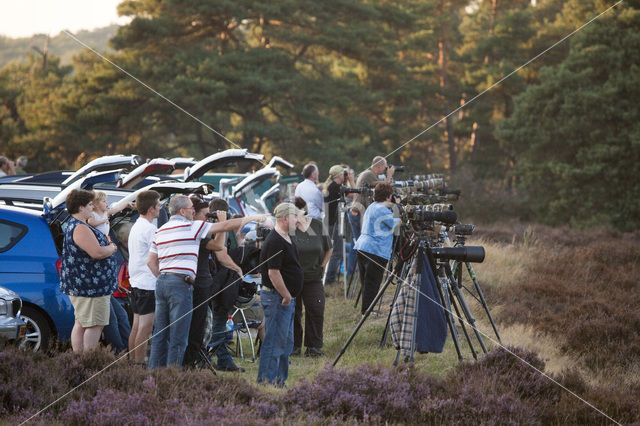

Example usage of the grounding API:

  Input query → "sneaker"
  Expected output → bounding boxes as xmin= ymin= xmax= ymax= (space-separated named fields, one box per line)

xmin=291 ymin=347 xmax=301 ymax=356
xmin=304 ymin=347 xmax=325 ymax=357
xmin=217 ymin=364 xmax=245 ymax=372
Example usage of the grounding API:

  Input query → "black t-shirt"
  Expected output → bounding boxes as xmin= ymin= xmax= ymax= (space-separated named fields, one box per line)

xmin=194 ymin=236 xmax=213 ymax=288
xmin=324 ymin=181 xmax=342 ymax=226
xmin=260 ymin=230 xmax=304 ymax=298
xmin=291 ymin=218 xmax=332 ymax=281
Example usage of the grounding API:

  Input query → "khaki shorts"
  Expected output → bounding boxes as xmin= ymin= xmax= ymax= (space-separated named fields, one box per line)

xmin=69 ymin=295 xmax=111 ymax=327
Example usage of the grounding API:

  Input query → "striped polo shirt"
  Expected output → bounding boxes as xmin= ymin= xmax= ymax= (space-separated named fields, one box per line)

xmin=150 ymin=215 xmax=212 ymax=280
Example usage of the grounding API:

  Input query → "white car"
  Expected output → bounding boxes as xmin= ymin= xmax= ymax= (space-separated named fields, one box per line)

xmin=0 ymin=286 xmax=27 ymax=342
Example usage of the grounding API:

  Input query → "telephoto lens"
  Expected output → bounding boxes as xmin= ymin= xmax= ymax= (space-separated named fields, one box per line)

xmin=431 ymin=246 xmax=485 ymax=263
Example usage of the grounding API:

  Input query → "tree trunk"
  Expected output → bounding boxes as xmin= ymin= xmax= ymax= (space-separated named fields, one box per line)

xmin=484 ymin=0 xmax=498 ymax=65
xmin=470 ymin=122 xmax=479 ymax=162
xmin=439 ymin=38 xmax=456 ymax=172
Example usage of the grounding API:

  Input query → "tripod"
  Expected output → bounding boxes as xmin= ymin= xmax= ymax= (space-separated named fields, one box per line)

xmin=450 ymin=260 xmax=501 ymax=343
xmin=334 ymin=235 xmax=491 ymax=366
xmin=336 ymin=197 xmax=361 ymax=300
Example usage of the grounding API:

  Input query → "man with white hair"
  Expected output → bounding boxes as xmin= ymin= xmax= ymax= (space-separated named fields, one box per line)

xmin=147 ymin=194 xmax=267 ymax=368
xmin=257 ymin=202 xmax=305 ymax=386
xmin=14 ymin=156 xmax=27 ymax=174
xmin=348 ymin=156 xmax=395 ymax=242
xmin=294 ymin=163 xmax=323 ymax=219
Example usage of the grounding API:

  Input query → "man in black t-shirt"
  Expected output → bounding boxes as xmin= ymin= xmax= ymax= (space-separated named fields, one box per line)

xmin=257 ymin=202 xmax=305 ymax=386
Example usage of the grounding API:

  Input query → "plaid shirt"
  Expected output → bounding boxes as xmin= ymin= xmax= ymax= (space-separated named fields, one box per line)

xmin=389 ymin=264 xmax=419 ymax=358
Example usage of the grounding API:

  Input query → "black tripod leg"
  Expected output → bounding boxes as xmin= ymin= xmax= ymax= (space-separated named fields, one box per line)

xmin=376 ymin=237 xmax=399 ymax=312
xmin=344 ymin=211 xmax=359 ymax=299
xmin=347 ymin=262 xmax=358 ymax=299
xmin=380 ymin=261 xmax=409 ymax=348
xmin=466 ymin=262 xmax=502 ymax=343
xmin=333 ymin=264 xmax=398 ymax=367
xmin=353 ymin=280 xmax=363 ymax=308
xmin=447 ymin=283 xmax=478 ymax=360
xmin=446 ymin=264 xmax=487 ymax=354
xmin=435 ymin=266 xmax=463 ymax=361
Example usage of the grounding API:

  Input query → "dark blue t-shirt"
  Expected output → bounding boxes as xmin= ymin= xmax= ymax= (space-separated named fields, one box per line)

xmin=259 ymin=230 xmax=303 ymax=298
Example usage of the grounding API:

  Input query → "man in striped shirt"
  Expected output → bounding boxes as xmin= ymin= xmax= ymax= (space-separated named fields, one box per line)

xmin=147 ymin=194 xmax=267 ymax=368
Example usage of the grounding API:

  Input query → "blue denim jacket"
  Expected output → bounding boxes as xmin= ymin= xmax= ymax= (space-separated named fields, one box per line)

xmin=354 ymin=202 xmax=400 ymax=260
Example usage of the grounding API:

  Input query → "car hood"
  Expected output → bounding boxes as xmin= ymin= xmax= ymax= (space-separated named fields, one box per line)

xmin=184 ymin=149 xmax=264 ymax=182
xmin=267 ymin=156 xmax=294 ymax=170
xmin=232 ymin=168 xmax=280 ymax=199
xmin=169 ymin=157 xmax=197 ymax=170
xmin=44 ymin=170 xmax=124 ymax=219
xmin=117 ymin=159 xmax=176 ymax=189
xmin=61 ymin=154 xmax=142 ymax=186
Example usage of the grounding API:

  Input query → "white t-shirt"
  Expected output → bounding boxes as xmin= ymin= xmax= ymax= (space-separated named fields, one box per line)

xmin=128 ymin=217 xmax=158 ymax=290
xmin=91 ymin=211 xmax=110 ymax=236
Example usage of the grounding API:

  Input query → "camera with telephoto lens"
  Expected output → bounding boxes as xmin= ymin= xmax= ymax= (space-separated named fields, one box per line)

xmin=340 ymin=184 xmax=373 ymax=196
xmin=454 ymin=223 xmax=475 ymax=236
xmin=431 ymin=246 xmax=485 ymax=263
xmin=393 ymin=180 xmax=415 ymax=188
xmin=423 ymin=203 xmax=454 ymax=212
xmin=413 ymin=174 xmax=444 ymax=181
xmin=385 ymin=164 xmax=405 ymax=174
xmin=402 ymin=205 xmax=458 ymax=225
xmin=413 ymin=178 xmax=446 ymax=191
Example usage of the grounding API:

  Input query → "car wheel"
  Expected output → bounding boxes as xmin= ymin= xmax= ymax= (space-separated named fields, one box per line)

xmin=19 ymin=306 xmax=51 ymax=352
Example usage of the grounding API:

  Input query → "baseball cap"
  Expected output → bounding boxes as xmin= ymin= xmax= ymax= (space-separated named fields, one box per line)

xmin=273 ymin=202 xmax=306 ymax=218
xmin=329 ymin=164 xmax=347 ymax=179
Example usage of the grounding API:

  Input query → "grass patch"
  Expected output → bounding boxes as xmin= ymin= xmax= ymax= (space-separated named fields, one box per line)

xmin=3 ymin=222 xmax=640 ymax=423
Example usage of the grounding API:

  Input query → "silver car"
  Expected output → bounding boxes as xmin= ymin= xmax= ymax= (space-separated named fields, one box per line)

xmin=0 ymin=286 xmax=27 ymax=341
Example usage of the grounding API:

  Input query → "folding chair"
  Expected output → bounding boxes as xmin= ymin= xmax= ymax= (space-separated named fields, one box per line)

xmin=231 ymin=294 xmax=262 ymax=362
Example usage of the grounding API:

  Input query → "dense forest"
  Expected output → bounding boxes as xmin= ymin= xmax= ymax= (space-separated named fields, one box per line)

xmin=0 ymin=0 xmax=638 ymax=230
xmin=0 ymin=26 xmax=117 ymax=68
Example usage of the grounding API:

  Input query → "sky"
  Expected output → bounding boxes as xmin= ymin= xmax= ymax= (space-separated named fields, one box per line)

xmin=0 ymin=0 xmax=129 ymax=38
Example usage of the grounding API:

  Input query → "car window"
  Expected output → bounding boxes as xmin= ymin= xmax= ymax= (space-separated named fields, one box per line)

xmin=0 ymin=219 xmax=28 ymax=253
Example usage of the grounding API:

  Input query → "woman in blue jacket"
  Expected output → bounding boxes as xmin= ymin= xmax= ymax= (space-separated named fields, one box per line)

xmin=354 ymin=182 xmax=400 ymax=314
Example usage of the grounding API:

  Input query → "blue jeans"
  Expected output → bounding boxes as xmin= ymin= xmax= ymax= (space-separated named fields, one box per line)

xmin=347 ymin=210 xmax=362 ymax=241
xmin=345 ymin=241 xmax=356 ymax=278
xmin=325 ymin=224 xmax=344 ymax=284
xmin=102 ymin=296 xmax=131 ymax=354
xmin=210 ymin=301 xmax=235 ymax=368
xmin=148 ymin=274 xmax=193 ymax=369
xmin=257 ymin=290 xmax=295 ymax=386
xmin=346 ymin=210 xmax=362 ymax=277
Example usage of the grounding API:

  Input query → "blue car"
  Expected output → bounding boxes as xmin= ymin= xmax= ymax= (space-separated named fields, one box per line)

xmin=0 ymin=205 xmax=74 ymax=351
xmin=0 ymin=177 xmax=219 ymax=351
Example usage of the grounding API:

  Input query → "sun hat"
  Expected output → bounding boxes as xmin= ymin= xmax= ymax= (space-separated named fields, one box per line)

xmin=274 ymin=202 xmax=306 ymax=218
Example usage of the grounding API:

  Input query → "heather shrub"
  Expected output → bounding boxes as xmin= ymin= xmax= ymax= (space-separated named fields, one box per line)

xmin=58 ymin=387 xmax=276 ymax=426
xmin=2 ymin=346 xmax=640 ymax=424
xmin=284 ymin=364 xmax=444 ymax=423
xmin=427 ymin=387 xmax=535 ymax=425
